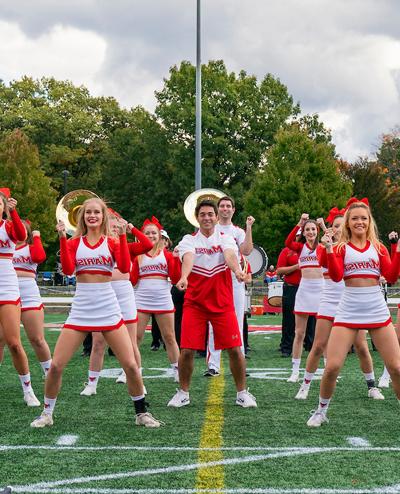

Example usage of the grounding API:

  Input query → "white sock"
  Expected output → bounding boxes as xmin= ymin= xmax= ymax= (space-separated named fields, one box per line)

xmin=131 ymin=394 xmax=145 ymax=401
xmin=292 ymin=359 xmax=301 ymax=373
xmin=44 ymin=396 xmax=57 ymax=415
xmin=381 ymin=366 xmax=390 ymax=380
xmin=171 ymin=362 xmax=178 ymax=370
xmin=364 ymin=372 xmax=375 ymax=382
xmin=179 ymin=389 xmax=190 ymax=397
xmin=88 ymin=370 xmax=100 ymax=387
xmin=40 ymin=359 xmax=52 ymax=377
xmin=303 ymin=371 xmax=314 ymax=387
xmin=323 ymin=357 xmax=327 ymax=367
xmin=237 ymin=389 xmax=248 ymax=398
xmin=317 ymin=396 xmax=331 ymax=414
xmin=19 ymin=373 xmax=33 ymax=394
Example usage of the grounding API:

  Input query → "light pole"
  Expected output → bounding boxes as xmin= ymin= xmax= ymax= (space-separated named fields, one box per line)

xmin=195 ymin=0 xmax=202 ymax=190
xmin=62 ymin=170 xmax=69 ymax=196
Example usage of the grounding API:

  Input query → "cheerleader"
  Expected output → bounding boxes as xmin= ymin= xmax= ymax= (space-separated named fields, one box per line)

xmin=307 ymin=199 xmax=400 ymax=427
xmin=30 ymin=197 xmax=162 ymax=428
xmin=285 ymin=213 xmax=324 ymax=383
xmin=80 ymin=209 xmax=153 ymax=395
xmin=11 ymin=221 xmax=52 ymax=376
xmin=132 ymin=216 xmax=180 ymax=380
xmin=0 ymin=188 xmax=40 ymax=406
xmin=295 ymin=208 xmax=383 ymax=400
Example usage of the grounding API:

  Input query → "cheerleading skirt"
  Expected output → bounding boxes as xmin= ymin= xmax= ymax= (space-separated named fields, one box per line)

xmin=317 ymin=278 xmax=345 ymax=321
xmin=134 ymin=278 xmax=175 ymax=314
xmin=64 ymin=282 xmax=123 ymax=332
xmin=18 ymin=277 xmax=43 ymax=311
xmin=111 ymin=279 xmax=137 ymax=324
xmin=0 ymin=258 xmax=20 ymax=305
xmin=333 ymin=285 xmax=391 ymax=329
xmin=294 ymin=278 xmax=323 ymax=316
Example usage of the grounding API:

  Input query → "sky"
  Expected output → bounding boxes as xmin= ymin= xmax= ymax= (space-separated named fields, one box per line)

xmin=0 ymin=0 xmax=399 ymax=162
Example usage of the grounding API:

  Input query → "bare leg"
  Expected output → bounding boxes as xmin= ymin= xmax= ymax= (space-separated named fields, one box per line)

xmin=126 ymin=322 xmax=141 ymax=368
xmin=155 ymin=313 xmax=179 ymax=364
xmin=370 ymin=325 xmax=400 ymax=399
xmin=137 ymin=312 xmax=150 ymax=348
xmin=178 ymin=349 xmax=195 ymax=392
xmin=88 ymin=332 xmax=106 ymax=372
xmin=227 ymin=346 xmax=246 ymax=391
xmin=292 ymin=314 xmax=308 ymax=360
xmin=304 ymin=318 xmax=332 ymax=374
xmin=21 ymin=309 xmax=51 ymax=362
xmin=0 ymin=304 xmax=29 ymax=375
xmin=354 ymin=330 xmax=373 ymax=374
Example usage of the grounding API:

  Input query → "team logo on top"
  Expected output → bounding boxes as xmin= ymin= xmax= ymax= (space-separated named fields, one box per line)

xmin=0 ymin=239 xmax=11 ymax=248
xmin=140 ymin=263 xmax=168 ymax=273
xmin=345 ymin=258 xmax=379 ymax=272
xmin=299 ymin=255 xmax=318 ymax=263
xmin=13 ymin=255 xmax=31 ymax=264
xmin=195 ymin=246 xmax=223 ymax=255
xmin=77 ymin=255 xmax=113 ymax=267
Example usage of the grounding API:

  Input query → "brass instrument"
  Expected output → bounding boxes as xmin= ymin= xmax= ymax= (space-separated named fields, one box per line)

xmin=183 ymin=188 xmax=226 ymax=228
xmin=56 ymin=190 xmax=99 ymax=236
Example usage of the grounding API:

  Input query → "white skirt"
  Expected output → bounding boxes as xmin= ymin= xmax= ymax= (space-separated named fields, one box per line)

xmin=333 ymin=285 xmax=391 ymax=329
xmin=294 ymin=278 xmax=323 ymax=316
xmin=317 ymin=278 xmax=345 ymax=321
xmin=111 ymin=280 xmax=137 ymax=324
xmin=18 ymin=277 xmax=43 ymax=311
xmin=134 ymin=278 xmax=174 ymax=314
xmin=0 ymin=258 xmax=20 ymax=305
xmin=64 ymin=282 xmax=123 ymax=332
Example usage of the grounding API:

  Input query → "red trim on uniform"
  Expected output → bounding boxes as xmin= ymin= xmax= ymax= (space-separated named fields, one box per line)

xmin=333 ymin=318 xmax=391 ymax=329
xmin=82 ymin=236 xmax=105 ymax=250
xmin=76 ymin=270 xmax=112 ymax=276
xmin=0 ymin=253 xmax=13 ymax=259
xmin=21 ymin=304 xmax=44 ymax=312
xmin=64 ymin=319 xmax=124 ymax=332
xmin=137 ymin=309 xmax=175 ymax=314
xmin=316 ymin=314 xmax=334 ymax=321
xmin=293 ymin=310 xmax=318 ymax=316
xmin=15 ymin=268 xmax=36 ymax=274
xmin=343 ymin=274 xmax=379 ymax=280
xmin=397 ymin=303 xmax=400 ymax=309
xmin=0 ymin=298 xmax=21 ymax=305
xmin=124 ymin=317 xmax=138 ymax=324
xmin=347 ymin=241 xmax=370 ymax=253
xmin=300 ymin=265 xmax=320 ymax=269
xmin=138 ymin=273 xmax=168 ymax=279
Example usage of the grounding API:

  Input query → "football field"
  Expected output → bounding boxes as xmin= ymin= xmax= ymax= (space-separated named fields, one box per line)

xmin=1 ymin=313 xmax=400 ymax=493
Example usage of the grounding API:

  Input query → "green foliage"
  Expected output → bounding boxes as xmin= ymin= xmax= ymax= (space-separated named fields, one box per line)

xmin=377 ymin=129 xmax=400 ymax=183
xmin=245 ymin=125 xmax=352 ymax=261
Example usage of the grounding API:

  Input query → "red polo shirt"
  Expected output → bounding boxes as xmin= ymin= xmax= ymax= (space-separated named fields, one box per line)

xmin=276 ymin=247 xmax=301 ymax=285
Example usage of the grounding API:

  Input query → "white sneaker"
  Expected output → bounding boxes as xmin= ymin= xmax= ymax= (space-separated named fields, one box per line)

xmin=167 ymin=389 xmax=190 ymax=407
xmin=307 ymin=410 xmax=329 ymax=427
xmin=116 ymin=371 xmax=127 ymax=384
xmin=368 ymin=387 xmax=385 ymax=400
xmin=287 ymin=371 xmax=299 ymax=383
xmin=378 ymin=376 xmax=391 ymax=388
xmin=24 ymin=391 xmax=40 ymax=407
xmin=30 ymin=413 xmax=53 ymax=428
xmin=80 ymin=382 xmax=97 ymax=396
xmin=135 ymin=412 xmax=164 ymax=428
xmin=295 ymin=383 xmax=310 ymax=400
xmin=236 ymin=389 xmax=257 ymax=408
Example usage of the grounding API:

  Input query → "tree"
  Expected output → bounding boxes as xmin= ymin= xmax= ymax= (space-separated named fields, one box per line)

xmin=376 ymin=129 xmax=400 ymax=184
xmin=244 ymin=126 xmax=352 ymax=262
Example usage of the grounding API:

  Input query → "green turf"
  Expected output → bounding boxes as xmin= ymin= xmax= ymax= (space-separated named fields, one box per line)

xmin=1 ymin=314 xmax=399 ymax=492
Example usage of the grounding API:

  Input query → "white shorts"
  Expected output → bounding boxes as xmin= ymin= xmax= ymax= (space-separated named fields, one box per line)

xmin=333 ymin=285 xmax=391 ymax=329
xmin=18 ymin=277 xmax=43 ymax=311
xmin=294 ymin=278 xmax=323 ymax=316
xmin=317 ymin=278 xmax=345 ymax=321
xmin=111 ymin=280 xmax=137 ymax=324
xmin=134 ymin=278 xmax=174 ymax=314
xmin=64 ymin=282 xmax=123 ymax=332
xmin=0 ymin=258 xmax=20 ymax=305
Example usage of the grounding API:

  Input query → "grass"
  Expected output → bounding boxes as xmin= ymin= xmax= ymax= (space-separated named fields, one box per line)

xmin=0 ymin=312 xmax=399 ymax=493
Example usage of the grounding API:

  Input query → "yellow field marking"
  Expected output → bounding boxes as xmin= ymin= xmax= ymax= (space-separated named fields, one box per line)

xmin=195 ymin=361 xmax=225 ymax=492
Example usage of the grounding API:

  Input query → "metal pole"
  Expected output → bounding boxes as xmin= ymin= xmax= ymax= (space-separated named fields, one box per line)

xmin=195 ymin=0 xmax=202 ymax=190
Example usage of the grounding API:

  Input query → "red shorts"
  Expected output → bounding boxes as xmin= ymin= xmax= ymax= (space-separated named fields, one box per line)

xmin=180 ymin=305 xmax=241 ymax=351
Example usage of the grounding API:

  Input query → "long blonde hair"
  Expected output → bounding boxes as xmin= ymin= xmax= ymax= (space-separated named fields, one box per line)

xmin=337 ymin=203 xmax=382 ymax=253
xmin=0 ymin=192 xmax=10 ymax=220
xmin=137 ymin=223 xmax=165 ymax=265
xmin=73 ymin=198 xmax=110 ymax=238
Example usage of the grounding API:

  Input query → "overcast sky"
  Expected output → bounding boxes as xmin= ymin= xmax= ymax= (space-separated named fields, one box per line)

xmin=1 ymin=0 xmax=399 ymax=161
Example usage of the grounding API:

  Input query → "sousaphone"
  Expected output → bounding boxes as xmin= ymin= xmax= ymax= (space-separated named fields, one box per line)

xmin=56 ymin=190 xmax=99 ymax=236
xmin=184 ymin=188 xmax=226 ymax=228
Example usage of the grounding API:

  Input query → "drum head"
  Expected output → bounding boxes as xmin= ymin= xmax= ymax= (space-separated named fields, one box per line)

xmin=244 ymin=244 xmax=268 ymax=277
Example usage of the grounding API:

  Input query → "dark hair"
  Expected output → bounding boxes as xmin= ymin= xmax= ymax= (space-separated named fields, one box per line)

xmin=22 ymin=220 xmax=33 ymax=244
xmin=195 ymin=200 xmax=218 ymax=218
xmin=217 ymin=196 xmax=235 ymax=208
xmin=300 ymin=219 xmax=319 ymax=251
xmin=0 ymin=192 xmax=9 ymax=220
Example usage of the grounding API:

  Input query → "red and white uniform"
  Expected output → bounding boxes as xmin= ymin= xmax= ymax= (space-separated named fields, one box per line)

xmin=316 ymin=247 xmax=345 ymax=321
xmin=131 ymin=249 xmax=180 ymax=314
xmin=60 ymin=234 xmax=130 ymax=331
xmin=285 ymin=226 xmax=324 ymax=316
xmin=327 ymin=241 xmax=400 ymax=328
xmin=13 ymin=237 xmax=46 ymax=311
xmin=0 ymin=210 xmax=26 ymax=305
xmin=178 ymin=229 xmax=241 ymax=351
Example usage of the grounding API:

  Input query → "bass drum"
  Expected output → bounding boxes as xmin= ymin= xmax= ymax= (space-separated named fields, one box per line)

xmin=244 ymin=244 xmax=268 ymax=277
xmin=268 ymin=281 xmax=283 ymax=307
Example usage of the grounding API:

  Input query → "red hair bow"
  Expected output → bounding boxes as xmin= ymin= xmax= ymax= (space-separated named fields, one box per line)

xmin=345 ymin=197 xmax=369 ymax=208
xmin=107 ymin=208 xmax=122 ymax=219
xmin=24 ymin=219 xmax=31 ymax=226
xmin=141 ymin=215 xmax=163 ymax=231
xmin=325 ymin=207 xmax=346 ymax=224
xmin=0 ymin=188 xmax=11 ymax=198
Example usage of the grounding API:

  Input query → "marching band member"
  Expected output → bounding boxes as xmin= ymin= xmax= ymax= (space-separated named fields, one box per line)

xmin=285 ymin=213 xmax=324 ymax=382
xmin=132 ymin=216 xmax=181 ymax=381
xmin=308 ymin=199 xmax=400 ymax=427
xmin=0 ymin=188 xmax=40 ymax=406
xmin=31 ymin=197 xmax=162 ymax=428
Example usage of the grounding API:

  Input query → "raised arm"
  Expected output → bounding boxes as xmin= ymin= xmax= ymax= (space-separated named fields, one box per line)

xmin=57 ymin=221 xmax=76 ymax=276
xmin=239 ymin=216 xmax=255 ymax=256
xmin=127 ymin=225 xmax=153 ymax=257
xmin=7 ymin=199 xmax=27 ymax=242
xmin=29 ymin=232 xmax=46 ymax=264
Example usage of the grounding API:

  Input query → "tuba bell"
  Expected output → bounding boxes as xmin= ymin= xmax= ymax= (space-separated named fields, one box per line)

xmin=183 ymin=188 xmax=226 ymax=228
xmin=56 ymin=190 xmax=99 ymax=236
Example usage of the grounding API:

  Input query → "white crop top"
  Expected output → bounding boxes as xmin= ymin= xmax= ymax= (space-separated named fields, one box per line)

xmin=75 ymin=237 xmax=115 ymax=276
xmin=343 ymin=242 xmax=380 ymax=280
xmin=138 ymin=251 xmax=168 ymax=278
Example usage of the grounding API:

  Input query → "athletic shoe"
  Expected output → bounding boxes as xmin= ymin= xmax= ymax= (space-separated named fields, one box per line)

xmin=116 ymin=371 xmax=127 ymax=384
xmin=167 ymin=389 xmax=190 ymax=407
xmin=307 ymin=410 xmax=329 ymax=427
xmin=30 ymin=413 xmax=53 ymax=428
xmin=378 ymin=376 xmax=391 ymax=388
xmin=80 ymin=382 xmax=97 ymax=396
xmin=0 ymin=486 xmax=12 ymax=494
xmin=135 ymin=412 xmax=164 ymax=428
xmin=295 ymin=384 xmax=310 ymax=400
xmin=236 ymin=389 xmax=257 ymax=408
xmin=203 ymin=368 xmax=220 ymax=377
xmin=24 ymin=391 xmax=40 ymax=407
xmin=287 ymin=371 xmax=299 ymax=383
xmin=368 ymin=387 xmax=385 ymax=400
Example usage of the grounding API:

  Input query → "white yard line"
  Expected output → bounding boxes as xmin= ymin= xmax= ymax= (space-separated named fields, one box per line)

xmin=56 ymin=436 xmax=79 ymax=446
xmin=346 ymin=437 xmax=371 ymax=447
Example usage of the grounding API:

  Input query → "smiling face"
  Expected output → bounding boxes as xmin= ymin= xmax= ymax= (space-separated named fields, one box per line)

xmin=348 ymin=207 xmax=369 ymax=238
xmin=83 ymin=199 xmax=104 ymax=230
xmin=108 ymin=215 xmax=120 ymax=236
xmin=303 ymin=221 xmax=318 ymax=244
xmin=143 ymin=224 xmax=160 ymax=245
xmin=218 ymin=199 xmax=235 ymax=222
xmin=197 ymin=205 xmax=218 ymax=235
